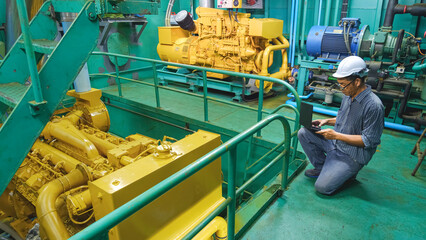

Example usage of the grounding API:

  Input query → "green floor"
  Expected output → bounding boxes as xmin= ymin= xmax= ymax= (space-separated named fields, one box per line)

xmin=101 ymin=81 xmax=426 ymax=240
xmin=241 ymin=128 xmax=426 ymax=239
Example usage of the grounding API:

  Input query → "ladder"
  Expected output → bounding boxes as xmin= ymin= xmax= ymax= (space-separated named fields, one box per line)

xmin=0 ymin=0 xmax=100 ymax=194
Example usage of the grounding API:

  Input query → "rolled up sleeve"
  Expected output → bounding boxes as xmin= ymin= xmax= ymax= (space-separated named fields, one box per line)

xmin=361 ymin=103 xmax=384 ymax=148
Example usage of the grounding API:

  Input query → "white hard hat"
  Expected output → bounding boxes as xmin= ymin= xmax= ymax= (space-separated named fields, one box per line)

xmin=332 ymin=56 xmax=368 ymax=78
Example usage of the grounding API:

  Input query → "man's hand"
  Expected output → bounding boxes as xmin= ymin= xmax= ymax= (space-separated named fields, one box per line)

xmin=312 ymin=118 xmax=335 ymax=127
xmin=316 ymin=128 xmax=340 ymax=140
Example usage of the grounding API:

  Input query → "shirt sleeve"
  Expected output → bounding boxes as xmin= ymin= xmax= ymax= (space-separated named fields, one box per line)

xmin=361 ymin=102 xmax=384 ymax=148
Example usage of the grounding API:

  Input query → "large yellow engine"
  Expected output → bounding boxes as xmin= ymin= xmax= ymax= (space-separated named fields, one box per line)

xmin=0 ymin=89 xmax=225 ymax=240
xmin=157 ymin=7 xmax=291 ymax=91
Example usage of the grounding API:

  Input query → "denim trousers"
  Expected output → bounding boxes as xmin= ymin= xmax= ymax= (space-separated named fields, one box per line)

xmin=298 ymin=127 xmax=363 ymax=195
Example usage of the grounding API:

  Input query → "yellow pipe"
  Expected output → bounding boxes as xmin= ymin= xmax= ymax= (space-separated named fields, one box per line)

xmin=42 ymin=117 xmax=101 ymax=163
xmin=80 ymin=131 xmax=118 ymax=157
xmin=277 ymin=35 xmax=290 ymax=77
xmin=260 ymin=35 xmax=290 ymax=77
xmin=32 ymin=140 xmax=81 ymax=173
xmin=36 ymin=164 xmax=91 ymax=240
xmin=193 ymin=216 xmax=228 ymax=240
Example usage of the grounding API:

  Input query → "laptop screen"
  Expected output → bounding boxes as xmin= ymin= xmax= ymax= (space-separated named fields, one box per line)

xmin=299 ymin=102 xmax=313 ymax=129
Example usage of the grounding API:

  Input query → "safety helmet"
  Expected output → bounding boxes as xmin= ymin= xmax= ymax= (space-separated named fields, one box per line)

xmin=332 ymin=56 xmax=369 ymax=78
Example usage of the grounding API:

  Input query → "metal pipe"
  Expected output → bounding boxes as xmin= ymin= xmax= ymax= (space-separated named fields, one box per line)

xmin=183 ymin=198 xmax=231 ymax=240
xmin=261 ymin=37 xmax=290 ymax=77
xmin=199 ymin=0 xmax=213 ymax=8
xmin=227 ymin=148 xmax=237 ymax=240
xmin=114 ymin=56 xmax=122 ymax=97
xmin=289 ymin=0 xmax=296 ymax=64
xmin=318 ymin=0 xmax=323 ymax=25
xmin=32 ymin=140 xmax=80 ymax=173
xmin=285 ymin=99 xmax=423 ymax=135
xmin=152 ymin=62 xmax=161 ymax=108
xmin=300 ymin=0 xmax=308 ymax=60
xmin=383 ymin=0 xmax=398 ymax=28
xmin=36 ymin=164 xmax=91 ymax=240
xmin=41 ymin=112 xmax=101 ymax=162
xmin=16 ymin=0 xmax=43 ymax=103
xmin=333 ymin=0 xmax=341 ymax=26
xmin=90 ymin=51 xmax=301 ymax=109
xmin=291 ymin=0 xmax=299 ymax=67
xmin=193 ymin=217 xmax=227 ymax=240
xmin=5 ymin=0 xmax=20 ymax=51
xmin=69 ymin=113 xmax=292 ymax=240
xmin=202 ymin=71 xmax=208 ymax=121
xmin=324 ymin=0 xmax=332 ymax=26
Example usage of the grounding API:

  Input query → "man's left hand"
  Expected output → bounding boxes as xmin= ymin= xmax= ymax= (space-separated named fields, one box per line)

xmin=316 ymin=129 xmax=340 ymax=140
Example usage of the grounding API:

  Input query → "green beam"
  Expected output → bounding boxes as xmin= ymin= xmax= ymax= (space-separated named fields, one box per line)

xmin=0 ymin=2 xmax=99 ymax=195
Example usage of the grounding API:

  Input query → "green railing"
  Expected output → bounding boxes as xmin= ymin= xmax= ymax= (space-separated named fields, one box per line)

xmin=90 ymin=52 xmax=301 ymax=160
xmin=69 ymin=113 xmax=291 ymax=240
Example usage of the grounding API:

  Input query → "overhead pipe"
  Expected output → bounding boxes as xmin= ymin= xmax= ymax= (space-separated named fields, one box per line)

xmin=383 ymin=0 xmax=426 ymax=30
xmin=199 ymin=0 xmax=213 ymax=8
xmin=333 ymin=0 xmax=341 ymax=26
xmin=61 ymin=13 xmax=91 ymax=93
xmin=288 ymin=0 xmax=296 ymax=65
xmin=290 ymin=0 xmax=300 ymax=67
xmin=300 ymin=0 xmax=308 ymax=60
xmin=317 ymin=0 xmax=323 ymax=25
xmin=324 ymin=0 xmax=332 ymax=26
xmin=36 ymin=163 xmax=91 ymax=240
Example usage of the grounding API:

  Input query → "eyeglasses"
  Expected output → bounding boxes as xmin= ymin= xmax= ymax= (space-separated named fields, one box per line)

xmin=338 ymin=79 xmax=355 ymax=90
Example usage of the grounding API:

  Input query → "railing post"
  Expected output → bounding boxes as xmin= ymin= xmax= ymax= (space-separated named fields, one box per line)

xmin=114 ymin=56 xmax=123 ymax=97
xmin=16 ymin=0 xmax=43 ymax=103
xmin=227 ymin=147 xmax=237 ymax=240
xmin=152 ymin=62 xmax=161 ymax=108
xmin=202 ymin=71 xmax=208 ymax=122
xmin=257 ymin=80 xmax=264 ymax=137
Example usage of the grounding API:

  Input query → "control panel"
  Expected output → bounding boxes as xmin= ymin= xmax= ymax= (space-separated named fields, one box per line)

xmin=217 ymin=0 xmax=242 ymax=8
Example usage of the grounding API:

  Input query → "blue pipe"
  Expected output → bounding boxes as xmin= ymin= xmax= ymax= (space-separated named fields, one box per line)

xmin=291 ymin=0 xmax=299 ymax=67
xmin=289 ymin=0 xmax=295 ymax=64
xmin=285 ymin=99 xmax=423 ymax=135
xmin=287 ymin=92 xmax=313 ymax=99
xmin=318 ymin=0 xmax=323 ymax=25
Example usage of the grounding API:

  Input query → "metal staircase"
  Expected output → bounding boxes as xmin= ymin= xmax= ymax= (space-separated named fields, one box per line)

xmin=0 ymin=0 xmax=100 ymax=194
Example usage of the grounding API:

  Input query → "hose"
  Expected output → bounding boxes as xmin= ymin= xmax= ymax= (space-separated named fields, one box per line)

xmin=165 ymin=0 xmax=176 ymax=26
xmin=391 ymin=29 xmax=404 ymax=64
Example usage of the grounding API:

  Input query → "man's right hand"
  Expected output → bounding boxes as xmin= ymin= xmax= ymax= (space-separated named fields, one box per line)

xmin=312 ymin=118 xmax=335 ymax=127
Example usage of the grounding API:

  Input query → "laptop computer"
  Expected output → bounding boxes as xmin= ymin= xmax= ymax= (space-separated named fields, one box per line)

xmin=299 ymin=102 xmax=321 ymax=132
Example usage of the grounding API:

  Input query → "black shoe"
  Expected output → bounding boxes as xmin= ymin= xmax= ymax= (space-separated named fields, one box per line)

xmin=304 ymin=168 xmax=321 ymax=178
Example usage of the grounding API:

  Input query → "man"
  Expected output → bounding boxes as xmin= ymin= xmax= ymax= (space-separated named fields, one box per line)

xmin=298 ymin=56 xmax=384 ymax=195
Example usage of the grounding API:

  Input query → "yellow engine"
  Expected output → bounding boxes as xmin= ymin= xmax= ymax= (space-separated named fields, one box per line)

xmin=157 ymin=7 xmax=291 ymax=91
xmin=0 ymin=89 xmax=226 ymax=240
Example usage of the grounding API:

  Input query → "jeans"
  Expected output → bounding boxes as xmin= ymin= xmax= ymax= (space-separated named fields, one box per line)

xmin=298 ymin=127 xmax=363 ymax=195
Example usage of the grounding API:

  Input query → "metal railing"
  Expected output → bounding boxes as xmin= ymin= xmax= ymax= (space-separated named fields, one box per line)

xmin=71 ymin=52 xmax=302 ymax=240
xmin=90 ymin=51 xmax=301 ymax=158
xmin=69 ymin=113 xmax=292 ymax=240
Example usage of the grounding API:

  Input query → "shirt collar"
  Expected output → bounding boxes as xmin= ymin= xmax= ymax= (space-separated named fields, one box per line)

xmin=353 ymin=85 xmax=371 ymax=102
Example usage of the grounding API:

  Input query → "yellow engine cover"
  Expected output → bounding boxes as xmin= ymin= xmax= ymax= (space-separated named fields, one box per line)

xmin=89 ymin=130 xmax=224 ymax=240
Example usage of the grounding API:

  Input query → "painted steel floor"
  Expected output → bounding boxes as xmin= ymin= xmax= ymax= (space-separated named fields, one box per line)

xmin=241 ymin=128 xmax=426 ymax=239
xmin=101 ymin=82 xmax=426 ymax=240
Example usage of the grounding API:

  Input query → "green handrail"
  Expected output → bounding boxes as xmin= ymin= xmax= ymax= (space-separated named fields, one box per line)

xmin=69 ymin=113 xmax=291 ymax=240
xmin=90 ymin=51 xmax=301 ymax=162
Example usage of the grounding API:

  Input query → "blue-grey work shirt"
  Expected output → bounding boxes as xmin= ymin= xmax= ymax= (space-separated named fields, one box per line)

xmin=334 ymin=85 xmax=384 ymax=165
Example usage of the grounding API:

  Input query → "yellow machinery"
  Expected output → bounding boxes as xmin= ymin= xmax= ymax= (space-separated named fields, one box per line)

xmin=157 ymin=7 xmax=291 ymax=91
xmin=0 ymin=89 xmax=226 ymax=240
